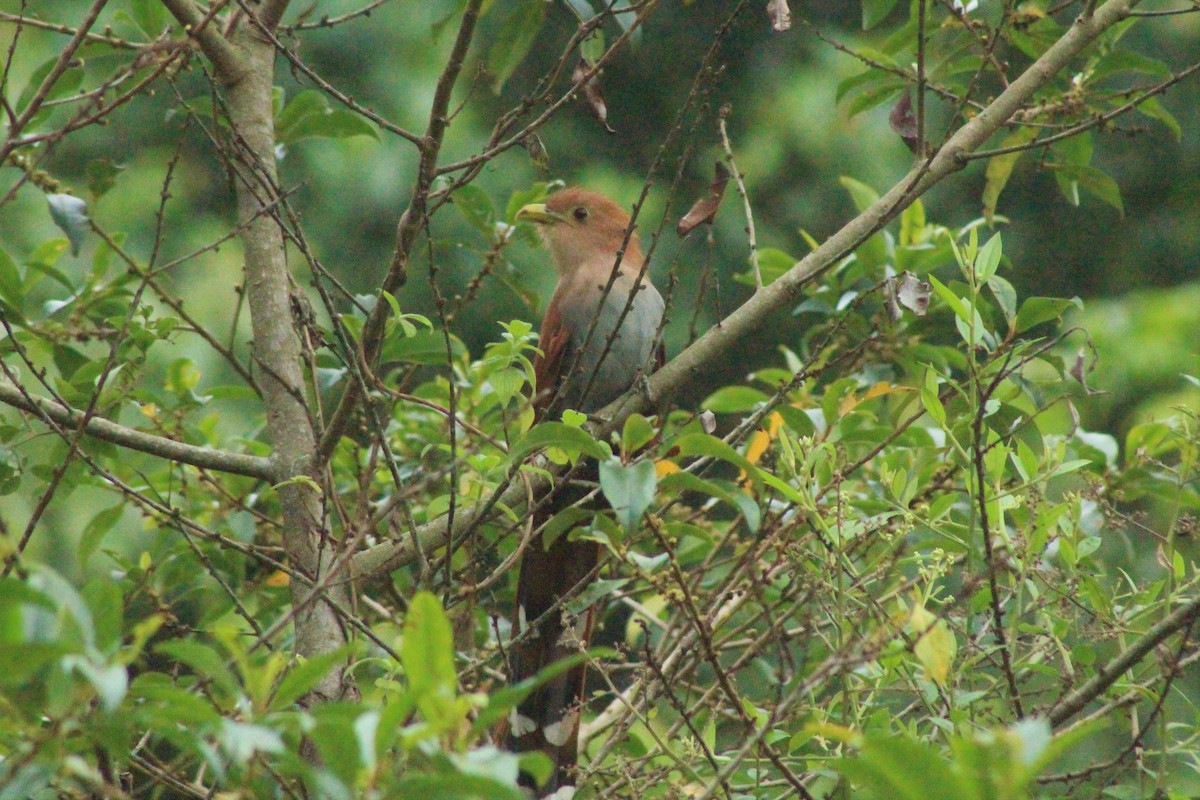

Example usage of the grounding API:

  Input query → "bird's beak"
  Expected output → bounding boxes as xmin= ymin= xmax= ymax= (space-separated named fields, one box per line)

xmin=515 ymin=203 xmax=565 ymax=225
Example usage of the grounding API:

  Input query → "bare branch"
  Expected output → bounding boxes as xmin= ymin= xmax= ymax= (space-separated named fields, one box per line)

xmin=348 ymin=0 xmax=1147 ymax=585
xmin=1049 ymin=590 xmax=1200 ymax=727
xmin=0 ymin=380 xmax=274 ymax=480
xmin=317 ymin=0 xmax=485 ymax=462
xmin=160 ymin=0 xmax=247 ymax=83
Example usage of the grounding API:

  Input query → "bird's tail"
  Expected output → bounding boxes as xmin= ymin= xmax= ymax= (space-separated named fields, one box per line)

xmin=503 ymin=486 xmax=600 ymax=798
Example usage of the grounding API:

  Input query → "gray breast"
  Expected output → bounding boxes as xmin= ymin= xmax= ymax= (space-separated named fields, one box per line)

xmin=557 ymin=275 xmax=664 ymax=414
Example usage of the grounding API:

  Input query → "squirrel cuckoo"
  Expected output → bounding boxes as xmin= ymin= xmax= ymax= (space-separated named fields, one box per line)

xmin=505 ymin=188 xmax=664 ymax=797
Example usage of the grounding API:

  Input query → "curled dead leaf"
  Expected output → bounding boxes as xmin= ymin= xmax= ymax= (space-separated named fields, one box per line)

xmin=677 ymin=161 xmax=731 ymax=236
xmin=766 ymin=0 xmax=792 ymax=32
xmin=886 ymin=271 xmax=932 ymax=319
xmin=889 ymin=90 xmax=919 ymax=154
xmin=521 ymin=133 xmax=549 ymax=169
xmin=1070 ymin=349 xmax=1106 ymax=396
xmin=573 ymin=58 xmax=616 ymax=134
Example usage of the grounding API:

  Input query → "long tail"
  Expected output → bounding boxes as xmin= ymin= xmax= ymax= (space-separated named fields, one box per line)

xmin=505 ymin=487 xmax=600 ymax=798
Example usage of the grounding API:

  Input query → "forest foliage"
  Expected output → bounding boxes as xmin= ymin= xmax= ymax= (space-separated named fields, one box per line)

xmin=1 ymin=0 xmax=1199 ymax=798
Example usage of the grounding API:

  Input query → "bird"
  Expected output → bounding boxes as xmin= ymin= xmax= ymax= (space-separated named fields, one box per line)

xmin=503 ymin=188 xmax=665 ymax=798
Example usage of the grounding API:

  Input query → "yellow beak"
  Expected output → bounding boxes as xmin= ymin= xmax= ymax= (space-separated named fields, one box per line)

xmin=515 ymin=203 xmax=565 ymax=225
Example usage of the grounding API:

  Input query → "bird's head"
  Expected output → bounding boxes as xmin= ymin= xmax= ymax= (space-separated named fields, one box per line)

xmin=516 ymin=188 xmax=641 ymax=274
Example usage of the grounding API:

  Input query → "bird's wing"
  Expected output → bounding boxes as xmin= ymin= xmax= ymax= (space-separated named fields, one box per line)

xmin=533 ymin=298 xmax=574 ymax=419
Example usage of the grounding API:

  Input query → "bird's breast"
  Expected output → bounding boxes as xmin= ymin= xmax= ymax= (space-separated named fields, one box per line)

xmin=556 ymin=272 xmax=664 ymax=414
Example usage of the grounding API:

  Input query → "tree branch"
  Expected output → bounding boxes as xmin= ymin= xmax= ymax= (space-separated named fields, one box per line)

xmin=210 ymin=4 xmax=355 ymax=701
xmin=160 ymin=0 xmax=247 ymax=84
xmin=0 ymin=380 xmax=275 ymax=480
xmin=316 ymin=0 xmax=484 ymax=462
xmin=348 ymin=0 xmax=1143 ymax=584
xmin=1049 ymin=590 xmax=1200 ymax=727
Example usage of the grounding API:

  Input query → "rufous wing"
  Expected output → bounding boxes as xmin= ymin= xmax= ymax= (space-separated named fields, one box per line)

xmin=533 ymin=300 xmax=573 ymax=420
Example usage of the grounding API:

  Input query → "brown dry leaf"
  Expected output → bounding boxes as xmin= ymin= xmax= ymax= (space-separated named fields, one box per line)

xmin=573 ymin=58 xmax=616 ymax=134
xmin=1070 ymin=348 xmax=1106 ymax=396
xmin=889 ymin=90 xmax=919 ymax=154
xmin=896 ymin=271 xmax=932 ymax=316
xmin=521 ymin=133 xmax=549 ymax=170
xmin=677 ymin=161 xmax=731 ymax=236
xmin=767 ymin=0 xmax=792 ymax=32
xmin=885 ymin=271 xmax=931 ymax=319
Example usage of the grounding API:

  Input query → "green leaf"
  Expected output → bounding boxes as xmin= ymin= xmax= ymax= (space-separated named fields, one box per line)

xmin=735 ymin=247 xmax=795 ymax=287
xmin=862 ymin=0 xmax=901 ymax=30
xmin=397 ymin=772 xmax=525 ymax=800
xmin=839 ymin=177 xmax=888 ymax=267
xmin=284 ymin=109 xmax=378 ymax=144
xmin=1136 ymin=96 xmax=1181 ymax=141
xmin=86 ymin=158 xmax=124 ymax=200
xmin=156 ymin=639 xmax=240 ymax=698
xmin=82 ymin=579 xmax=123 ymax=653
xmin=702 ymin=386 xmax=768 ymax=413
xmin=275 ymin=89 xmax=327 ymax=136
xmin=62 ymin=655 xmax=128 ymax=712
xmin=46 ymin=194 xmax=89 ymax=256
xmin=130 ymin=674 xmax=222 ymax=725
xmin=16 ymin=57 xmax=84 ymax=121
xmin=1088 ymin=49 xmax=1170 ymax=84
xmin=659 ymin=471 xmax=760 ymax=532
xmin=928 ymin=274 xmax=970 ymax=323
xmin=270 ymin=646 xmax=353 ymax=711
xmin=974 ymin=232 xmax=1002 ymax=282
xmin=506 ymin=182 xmax=554 ymax=224
xmin=220 ymin=720 xmax=284 ymax=764
xmin=921 ymin=367 xmax=946 ymax=427
xmin=672 ymin=432 xmax=761 ymax=490
xmin=473 ymin=648 xmax=613 ymax=734
xmin=835 ymin=734 xmax=969 ymax=800
xmin=1049 ymin=164 xmax=1123 ymax=215
xmin=382 ymin=330 xmax=467 ymax=364
xmin=0 ymin=248 xmax=22 ymax=306
xmin=451 ymin=184 xmax=496 ymax=234
xmin=510 ymin=422 xmax=610 ymax=462
xmin=276 ymin=89 xmax=378 ymax=144
xmin=129 ymin=0 xmax=168 ymax=37
xmin=488 ymin=0 xmax=546 ymax=94
xmin=598 ymin=459 xmax=657 ymax=533
xmin=80 ymin=504 xmax=124 ymax=564
xmin=1015 ymin=296 xmax=1082 ymax=332
xmin=401 ymin=592 xmax=457 ymax=722
xmin=836 ymin=68 xmax=895 ymax=104
xmin=987 ymin=274 xmax=1017 ymax=324
xmin=621 ymin=414 xmax=656 ymax=455
xmin=580 ymin=28 xmax=605 ymax=64
xmin=839 ymin=175 xmax=880 ymax=212
xmin=899 ymin=198 xmax=926 ymax=247
xmin=982 ymin=127 xmax=1037 ymax=224
xmin=844 ymin=82 xmax=905 ymax=119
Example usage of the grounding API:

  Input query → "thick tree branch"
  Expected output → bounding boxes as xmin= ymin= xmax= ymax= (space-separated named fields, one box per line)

xmin=209 ymin=5 xmax=355 ymax=700
xmin=160 ymin=0 xmax=247 ymax=84
xmin=348 ymin=0 xmax=1143 ymax=585
xmin=1049 ymin=590 xmax=1200 ymax=727
xmin=0 ymin=380 xmax=274 ymax=480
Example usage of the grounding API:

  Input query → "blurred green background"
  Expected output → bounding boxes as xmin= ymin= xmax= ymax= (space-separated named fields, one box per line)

xmin=2 ymin=0 xmax=1197 ymax=448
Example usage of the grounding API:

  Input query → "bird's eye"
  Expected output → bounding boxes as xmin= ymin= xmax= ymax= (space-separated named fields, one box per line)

xmin=573 ymin=206 xmax=589 ymax=221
